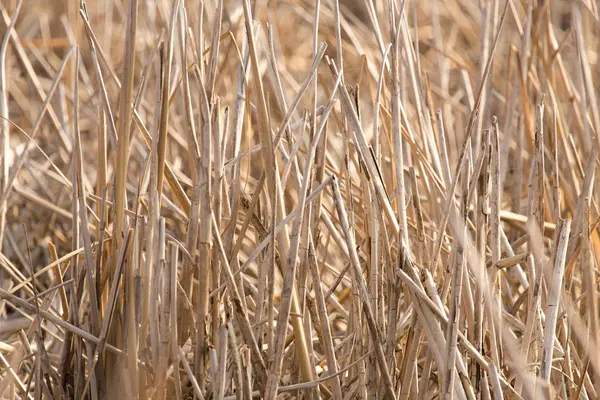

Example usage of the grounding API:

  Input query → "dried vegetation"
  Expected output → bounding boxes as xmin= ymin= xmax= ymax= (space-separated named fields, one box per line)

xmin=0 ymin=0 xmax=599 ymax=398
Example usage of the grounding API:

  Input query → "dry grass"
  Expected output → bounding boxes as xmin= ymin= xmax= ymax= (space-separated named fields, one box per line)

xmin=0 ymin=0 xmax=599 ymax=398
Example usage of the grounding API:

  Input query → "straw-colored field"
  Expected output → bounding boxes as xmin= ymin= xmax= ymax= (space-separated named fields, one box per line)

xmin=0 ymin=0 xmax=598 ymax=398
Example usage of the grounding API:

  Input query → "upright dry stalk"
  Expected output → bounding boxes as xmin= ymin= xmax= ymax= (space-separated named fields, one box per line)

xmin=488 ymin=116 xmax=503 ymax=369
xmin=540 ymin=219 xmax=571 ymax=381
xmin=365 ymin=170 xmax=379 ymax=399
xmin=399 ymin=313 xmax=422 ymax=398
xmin=170 ymin=243 xmax=182 ymax=400
xmin=581 ymin=196 xmax=600 ymax=390
xmin=428 ymin=0 xmax=509 ymax=273
xmin=309 ymin=0 xmax=325 ymax=246
xmin=114 ymin=0 xmax=138 ymax=252
xmin=210 ymin=101 xmax=223 ymax=349
xmin=126 ymin=218 xmax=140 ymax=399
xmin=0 ymin=0 xmax=22 ymax=253
xmin=307 ymin=236 xmax=343 ymax=400
xmin=264 ymin=75 xmax=341 ymax=400
xmin=155 ymin=0 xmax=182 ymax=204
xmin=330 ymin=178 xmax=396 ymax=400
xmin=241 ymin=0 xmax=314 ymax=388
xmin=156 ymin=218 xmax=169 ymax=399
xmin=206 ymin=0 xmax=223 ymax=101
xmin=572 ymin=4 xmax=600 ymax=145
xmin=528 ymin=101 xmax=545 ymax=279
xmin=327 ymin=60 xmax=399 ymax=234
xmin=473 ymin=128 xmax=490 ymax=394
xmin=390 ymin=3 xmax=409 ymax=247
xmin=80 ymin=230 xmax=133 ymax=397
xmin=73 ymin=48 xmax=101 ymax=341
xmin=443 ymin=157 xmax=469 ymax=400
xmin=210 ymin=214 xmax=267 ymax=386
xmin=195 ymin=71 xmax=213 ymax=391
xmin=178 ymin=4 xmax=201 ymax=346
xmin=222 ymin=37 xmax=249 ymax=255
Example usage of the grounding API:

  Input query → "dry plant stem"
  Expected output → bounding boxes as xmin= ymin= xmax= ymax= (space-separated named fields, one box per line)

xmin=47 ymin=242 xmax=69 ymax=321
xmin=138 ymin=62 xmax=161 ymax=397
xmin=4 ymin=0 xmax=600 ymax=398
xmin=114 ymin=0 xmax=138 ymax=254
xmin=8 ymin=242 xmax=102 ymax=295
xmin=403 ymin=254 xmax=470 ymax=399
xmin=70 ymin=87 xmax=85 ymax=398
xmin=330 ymin=178 xmax=396 ymax=400
xmin=215 ymin=324 xmax=228 ymax=400
xmin=206 ymin=0 xmax=223 ymax=101
xmin=156 ymin=218 xmax=169 ymax=399
xmin=78 ymin=10 xmax=191 ymax=214
xmin=210 ymin=214 xmax=267 ymax=386
xmin=540 ymin=219 xmax=571 ymax=381
xmin=443 ymin=160 xmax=468 ymax=399
xmin=569 ymin=150 xmax=597 ymax=257
xmin=0 ymin=351 xmax=30 ymax=399
xmin=572 ymin=5 xmax=600 ymax=143
xmin=170 ymin=244 xmax=183 ymax=400
xmin=399 ymin=313 xmax=422 ymax=398
xmin=253 ymin=189 xmax=272 ymax=342
xmin=179 ymin=4 xmax=202 ymax=307
xmin=515 ymin=253 xmax=539 ymax=394
xmin=364 ymin=174 xmax=378 ymax=399
xmin=0 ymin=0 xmax=22 ymax=254
xmin=210 ymin=101 xmax=223 ymax=350
xmin=81 ymin=229 xmax=133 ymax=398
xmin=582 ymin=204 xmax=600 ymax=387
xmin=488 ymin=117 xmax=502 ymax=372
xmin=429 ymin=0 xmax=509 ymax=272
xmin=195 ymin=65 xmax=213 ymax=392
xmin=434 ymin=108 xmax=453 ymax=186
xmin=4 ymin=278 xmax=54 ymax=400
xmin=126 ymin=221 xmax=140 ymax=399
xmin=0 ymin=48 xmax=73 ymax=212
xmin=156 ymin=0 xmax=182 ymax=205
xmin=528 ymin=101 xmax=545 ymax=278
xmin=309 ymin=0 xmax=326 ymax=251
xmin=96 ymin=109 xmax=108 ymax=302
xmin=384 ymin=244 xmax=401 ymax=378
xmin=79 ymin=4 xmax=117 ymax=148
xmin=328 ymin=60 xmax=398 ymax=234
xmin=270 ymin=39 xmax=327 ymax=153
xmin=227 ymin=173 xmax=266 ymax=271
xmin=73 ymin=48 xmax=100 ymax=339
xmin=146 ymin=49 xmax=163 ymax=380
xmin=0 ymin=4 xmax=71 ymax=151
xmin=178 ymin=347 xmax=205 ymax=400
xmin=224 ymin=350 xmax=375 ymax=399
xmin=241 ymin=0 xmax=313 ymax=387
xmin=264 ymin=74 xmax=341 ymax=400
xmin=227 ymin=311 xmax=244 ymax=400
xmin=267 ymin=197 xmax=276 ymax=374
xmin=391 ymin=3 xmax=409 ymax=247
xmin=222 ymin=39 xmax=249 ymax=256
xmin=0 ymin=275 xmax=131 ymax=361
xmin=308 ymin=236 xmax=343 ymax=400
xmin=212 ymin=174 xmax=335 ymax=298
xmin=469 ymin=131 xmax=490 ymax=385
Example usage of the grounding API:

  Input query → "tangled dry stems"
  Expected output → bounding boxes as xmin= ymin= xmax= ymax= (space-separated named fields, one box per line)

xmin=0 ymin=0 xmax=599 ymax=399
